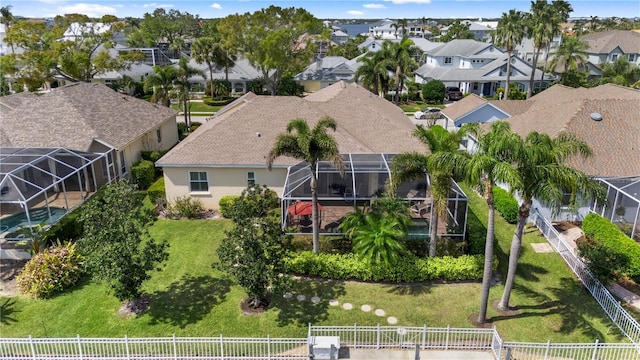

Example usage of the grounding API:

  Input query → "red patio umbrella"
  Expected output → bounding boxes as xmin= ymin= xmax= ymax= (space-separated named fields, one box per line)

xmin=287 ymin=201 xmax=322 ymax=216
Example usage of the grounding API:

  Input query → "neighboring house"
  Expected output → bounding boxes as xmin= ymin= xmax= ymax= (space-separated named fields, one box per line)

xmin=187 ymin=56 xmax=262 ymax=95
xmin=444 ymin=84 xmax=640 ymax=234
xmin=92 ymin=62 xmax=155 ymax=89
xmin=581 ymin=30 xmax=640 ymax=77
xmin=415 ymin=39 xmax=555 ymax=96
xmin=294 ymin=56 xmax=362 ymax=92
xmin=117 ymin=46 xmax=173 ymax=67
xmin=357 ymin=37 xmax=437 ymax=64
xmin=0 ymin=82 xmax=179 ymax=180
xmin=368 ymin=19 xmax=400 ymax=40
xmin=440 ymin=20 xmax=496 ymax=41
xmin=514 ymin=34 xmax=563 ymax=66
xmin=331 ymin=29 xmax=349 ymax=45
xmin=62 ymin=22 xmax=127 ymax=44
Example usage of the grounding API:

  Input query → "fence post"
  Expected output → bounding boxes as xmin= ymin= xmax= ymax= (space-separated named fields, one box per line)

xmin=124 ymin=335 xmax=130 ymax=360
xmin=172 ymin=334 xmax=177 ymax=360
xmin=543 ymin=340 xmax=550 ymax=360
xmin=376 ymin=324 xmax=380 ymax=350
xmin=504 ymin=346 xmax=511 ymax=360
xmin=308 ymin=342 xmax=314 ymax=360
xmin=308 ymin=323 xmax=312 ymax=338
xmin=591 ymin=339 xmax=599 ymax=360
xmin=354 ymin=323 xmax=357 ymax=349
xmin=445 ymin=325 xmax=450 ymax=350
xmin=267 ymin=335 xmax=271 ymax=360
xmin=220 ymin=334 xmax=224 ymax=360
xmin=77 ymin=335 xmax=83 ymax=360
xmin=414 ymin=343 xmax=420 ymax=360
xmin=422 ymin=325 xmax=426 ymax=350
xmin=28 ymin=335 xmax=35 ymax=360
xmin=614 ymin=302 xmax=621 ymax=323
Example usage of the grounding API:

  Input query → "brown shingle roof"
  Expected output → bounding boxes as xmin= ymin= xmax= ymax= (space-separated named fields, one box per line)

xmin=0 ymin=83 xmax=177 ymax=151
xmin=581 ymin=30 xmax=640 ymax=54
xmin=158 ymin=81 xmax=427 ymax=167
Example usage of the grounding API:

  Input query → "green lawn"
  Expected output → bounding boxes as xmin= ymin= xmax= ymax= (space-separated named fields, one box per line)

xmin=0 ymin=198 xmax=627 ymax=342
xmin=399 ymin=102 xmax=445 ymax=113
xmin=171 ymin=102 xmax=223 ymax=114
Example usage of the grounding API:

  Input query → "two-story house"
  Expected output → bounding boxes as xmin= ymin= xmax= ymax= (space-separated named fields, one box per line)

xmin=581 ymin=30 xmax=640 ymax=77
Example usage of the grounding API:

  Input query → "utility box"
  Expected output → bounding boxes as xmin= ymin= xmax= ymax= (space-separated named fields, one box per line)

xmin=309 ymin=336 xmax=340 ymax=359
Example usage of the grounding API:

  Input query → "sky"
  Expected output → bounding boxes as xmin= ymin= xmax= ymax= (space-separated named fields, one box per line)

xmin=3 ymin=0 xmax=640 ymax=20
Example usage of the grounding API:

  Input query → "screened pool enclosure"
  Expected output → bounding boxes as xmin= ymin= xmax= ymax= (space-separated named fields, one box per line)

xmin=0 ymin=147 xmax=114 ymax=240
xmin=591 ymin=177 xmax=640 ymax=241
xmin=281 ymin=153 xmax=468 ymax=239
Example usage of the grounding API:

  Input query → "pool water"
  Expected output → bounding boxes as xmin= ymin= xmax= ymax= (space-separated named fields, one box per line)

xmin=0 ymin=207 xmax=67 ymax=235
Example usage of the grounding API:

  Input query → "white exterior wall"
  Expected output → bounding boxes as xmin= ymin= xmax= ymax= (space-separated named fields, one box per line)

xmin=162 ymin=166 xmax=288 ymax=209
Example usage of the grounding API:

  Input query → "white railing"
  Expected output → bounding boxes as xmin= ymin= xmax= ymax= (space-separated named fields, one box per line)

xmin=531 ymin=209 xmax=640 ymax=346
xmin=502 ymin=340 xmax=640 ymax=360
xmin=0 ymin=335 xmax=308 ymax=359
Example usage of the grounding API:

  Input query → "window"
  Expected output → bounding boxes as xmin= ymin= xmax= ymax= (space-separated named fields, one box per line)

xmin=629 ymin=54 xmax=637 ymax=62
xmin=473 ymin=82 xmax=478 ymax=90
xmin=247 ymin=171 xmax=256 ymax=186
xmin=156 ymin=128 xmax=162 ymax=143
xmin=444 ymin=57 xmax=452 ymax=64
xmin=119 ymin=152 xmax=127 ymax=175
xmin=189 ymin=171 xmax=209 ymax=192
xmin=611 ymin=54 xmax=618 ymax=62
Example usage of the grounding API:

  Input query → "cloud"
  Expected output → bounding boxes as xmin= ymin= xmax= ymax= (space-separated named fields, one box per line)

xmin=143 ymin=3 xmax=174 ymax=8
xmin=363 ymin=4 xmax=386 ymax=9
xmin=37 ymin=0 xmax=68 ymax=4
xmin=347 ymin=10 xmax=365 ymax=16
xmin=58 ymin=3 xmax=118 ymax=17
xmin=384 ymin=0 xmax=432 ymax=4
xmin=210 ymin=3 xmax=222 ymax=10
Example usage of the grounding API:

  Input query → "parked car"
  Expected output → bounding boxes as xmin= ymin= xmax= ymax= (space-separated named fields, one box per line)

xmin=414 ymin=107 xmax=442 ymax=120
xmin=445 ymin=87 xmax=463 ymax=101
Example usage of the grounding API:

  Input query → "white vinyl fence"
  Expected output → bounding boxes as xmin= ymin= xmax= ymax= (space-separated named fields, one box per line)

xmin=531 ymin=209 xmax=640 ymax=346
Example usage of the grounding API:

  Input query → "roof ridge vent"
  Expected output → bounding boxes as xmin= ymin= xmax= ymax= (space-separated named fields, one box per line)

xmin=590 ymin=112 xmax=602 ymax=121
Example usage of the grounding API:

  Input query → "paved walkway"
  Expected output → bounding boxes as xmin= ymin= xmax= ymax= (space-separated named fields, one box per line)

xmin=0 ymin=249 xmax=31 ymax=260
xmin=344 ymin=349 xmax=493 ymax=359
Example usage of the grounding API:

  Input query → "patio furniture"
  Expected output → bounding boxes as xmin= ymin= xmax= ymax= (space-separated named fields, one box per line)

xmin=411 ymin=201 xmax=431 ymax=217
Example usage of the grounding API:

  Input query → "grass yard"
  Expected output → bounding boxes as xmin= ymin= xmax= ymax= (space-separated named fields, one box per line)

xmin=0 ymin=196 xmax=627 ymax=343
xmin=171 ymin=102 xmax=223 ymax=114
xmin=399 ymin=102 xmax=445 ymax=113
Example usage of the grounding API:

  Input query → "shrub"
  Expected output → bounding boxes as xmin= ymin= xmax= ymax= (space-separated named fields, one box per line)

xmin=17 ymin=242 xmax=84 ymax=299
xmin=577 ymin=234 xmax=629 ymax=284
xmin=44 ymin=212 xmax=83 ymax=243
xmin=582 ymin=213 xmax=640 ymax=282
xmin=493 ymin=187 xmax=518 ymax=224
xmin=166 ymin=196 xmax=204 ymax=219
xmin=422 ymin=80 xmax=445 ymax=104
xmin=218 ymin=195 xmax=239 ymax=218
xmin=140 ymin=150 xmax=168 ymax=163
xmin=147 ymin=177 xmax=166 ymax=203
xmin=284 ymin=252 xmax=490 ymax=282
xmin=203 ymin=97 xmax=234 ymax=106
xmin=131 ymin=160 xmax=155 ymax=190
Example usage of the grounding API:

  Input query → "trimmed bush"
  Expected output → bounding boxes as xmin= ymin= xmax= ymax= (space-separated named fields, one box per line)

xmin=285 ymin=252 xmax=490 ymax=282
xmin=17 ymin=242 xmax=84 ymax=299
xmin=422 ymin=80 xmax=445 ymax=104
xmin=582 ymin=213 xmax=640 ymax=282
xmin=131 ymin=160 xmax=155 ymax=190
xmin=218 ymin=195 xmax=239 ymax=218
xmin=147 ymin=177 xmax=166 ymax=203
xmin=203 ymin=97 xmax=234 ymax=106
xmin=493 ymin=187 xmax=518 ymax=224
xmin=167 ymin=196 xmax=204 ymax=219
xmin=140 ymin=150 xmax=168 ymax=163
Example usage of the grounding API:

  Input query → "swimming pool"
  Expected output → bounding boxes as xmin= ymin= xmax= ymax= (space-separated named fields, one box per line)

xmin=0 ymin=207 xmax=67 ymax=235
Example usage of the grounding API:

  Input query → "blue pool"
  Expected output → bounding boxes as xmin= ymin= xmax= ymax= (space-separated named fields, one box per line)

xmin=0 ymin=207 xmax=67 ymax=235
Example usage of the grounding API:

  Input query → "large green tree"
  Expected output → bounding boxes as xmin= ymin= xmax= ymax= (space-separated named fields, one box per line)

xmin=267 ymin=117 xmax=344 ymax=254
xmin=218 ymin=5 xmax=323 ymax=95
xmin=144 ymin=64 xmax=177 ymax=107
xmin=598 ymin=55 xmax=640 ymax=86
xmin=438 ymin=20 xmax=475 ymax=42
xmin=549 ymin=34 xmax=589 ymax=74
xmin=217 ymin=186 xmax=290 ymax=309
xmin=79 ymin=180 xmax=169 ymax=304
xmin=355 ymin=42 xmax=392 ymax=97
xmin=191 ymin=37 xmax=237 ymax=95
xmin=493 ymin=9 xmax=526 ymax=100
xmin=389 ymin=36 xmax=420 ymax=105
xmin=498 ymin=132 xmax=605 ymax=310
xmin=126 ymin=8 xmax=202 ymax=53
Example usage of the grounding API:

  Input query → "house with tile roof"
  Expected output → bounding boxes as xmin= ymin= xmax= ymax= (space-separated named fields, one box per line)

xmin=415 ymin=39 xmax=556 ymax=97
xmin=157 ymin=81 xmax=469 ymax=237
xmin=0 ymin=82 xmax=179 ymax=180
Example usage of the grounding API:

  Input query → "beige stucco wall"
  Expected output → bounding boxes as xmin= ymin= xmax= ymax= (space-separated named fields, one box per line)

xmin=118 ymin=117 xmax=179 ymax=178
xmin=162 ymin=166 xmax=288 ymax=209
xmin=299 ymin=80 xmax=321 ymax=93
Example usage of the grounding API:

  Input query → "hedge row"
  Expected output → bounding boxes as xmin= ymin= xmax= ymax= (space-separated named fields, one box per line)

xmin=131 ymin=160 xmax=155 ymax=190
xmin=284 ymin=252 xmax=490 ymax=282
xmin=582 ymin=213 xmax=640 ymax=282
xmin=493 ymin=187 xmax=518 ymax=224
xmin=147 ymin=177 xmax=166 ymax=203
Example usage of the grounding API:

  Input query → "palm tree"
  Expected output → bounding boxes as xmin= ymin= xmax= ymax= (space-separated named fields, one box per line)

xmin=389 ymin=36 xmax=419 ymax=105
xmin=600 ymin=55 xmax=640 ymax=86
xmin=526 ymin=1 xmax=553 ymax=98
xmin=0 ymin=6 xmax=15 ymax=54
xmin=493 ymin=9 xmax=525 ymax=100
xmin=355 ymin=48 xmax=390 ymax=97
xmin=498 ymin=131 xmax=605 ymax=310
xmin=191 ymin=37 xmax=219 ymax=97
xmin=267 ymin=117 xmax=345 ymax=254
xmin=173 ymin=57 xmax=205 ymax=130
xmin=537 ymin=0 xmax=573 ymax=93
xmin=144 ymin=65 xmax=177 ymax=107
xmin=549 ymin=34 xmax=589 ymax=74
xmin=391 ymin=124 xmax=474 ymax=257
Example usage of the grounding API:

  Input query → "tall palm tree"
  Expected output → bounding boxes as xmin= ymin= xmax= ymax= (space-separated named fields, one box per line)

xmin=389 ymin=36 xmax=419 ymax=105
xmin=191 ymin=37 xmax=219 ymax=97
xmin=267 ymin=117 xmax=345 ymax=254
xmin=600 ymin=55 xmax=640 ymax=86
xmin=549 ymin=34 xmax=589 ymax=73
xmin=494 ymin=9 xmax=526 ymax=100
xmin=526 ymin=1 xmax=553 ymax=98
xmin=355 ymin=48 xmax=390 ymax=97
xmin=144 ymin=65 xmax=177 ymax=107
xmin=391 ymin=124 xmax=473 ymax=257
xmin=173 ymin=57 xmax=205 ymax=130
xmin=0 ymin=6 xmax=15 ymax=54
xmin=498 ymin=131 xmax=605 ymax=310
xmin=538 ymin=0 xmax=573 ymax=90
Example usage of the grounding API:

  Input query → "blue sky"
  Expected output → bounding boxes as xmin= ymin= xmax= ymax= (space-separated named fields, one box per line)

xmin=4 ymin=0 xmax=640 ymax=20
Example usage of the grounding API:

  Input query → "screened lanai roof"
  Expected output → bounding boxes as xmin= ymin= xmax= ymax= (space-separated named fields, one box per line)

xmin=0 ymin=147 xmax=107 ymax=204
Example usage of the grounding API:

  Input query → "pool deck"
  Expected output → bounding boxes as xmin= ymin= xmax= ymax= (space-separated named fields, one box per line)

xmin=0 ymin=249 xmax=31 ymax=260
xmin=340 ymin=349 xmax=494 ymax=359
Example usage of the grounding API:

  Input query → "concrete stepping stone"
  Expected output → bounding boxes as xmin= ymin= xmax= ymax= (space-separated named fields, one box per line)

xmin=329 ymin=299 xmax=339 ymax=306
xmin=283 ymin=292 xmax=292 ymax=299
xmin=296 ymin=294 xmax=306 ymax=301
xmin=387 ymin=317 xmax=398 ymax=324
xmin=342 ymin=303 xmax=353 ymax=310
xmin=311 ymin=296 xmax=321 ymax=303
xmin=374 ymin=309 xmax=386 ymax=316
xmin=360 ymin=304 xmax=372 ymax=312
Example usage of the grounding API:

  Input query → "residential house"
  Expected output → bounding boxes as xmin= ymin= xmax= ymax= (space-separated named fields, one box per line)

xmin=415 ymin=39 xmax=555 ymax=97
xmin=156 ymin=81 xmax=469 ymax=237
xmin=580 ymin=30 xmax=640 ymax=77
xmin=440 ymin=20 xmax=496 ymax=41
xmin=294 ymin=56 xmax=362 ymax=92
xmin=331 ymin=29 xmax=350 ymax=45
xmin=442 ymin=83 xmax=640 ymax=236
xmin=187 ymin=56 xmax=262 ymax=95
xmin=0 ymin=82 xmax=179 ymax=180
xmin=368 ymin=19 xmax=400 ymax=40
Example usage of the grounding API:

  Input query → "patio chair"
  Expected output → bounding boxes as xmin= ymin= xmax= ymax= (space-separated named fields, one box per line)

xmin=411 ymin=201 xmax=431 ymax=217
